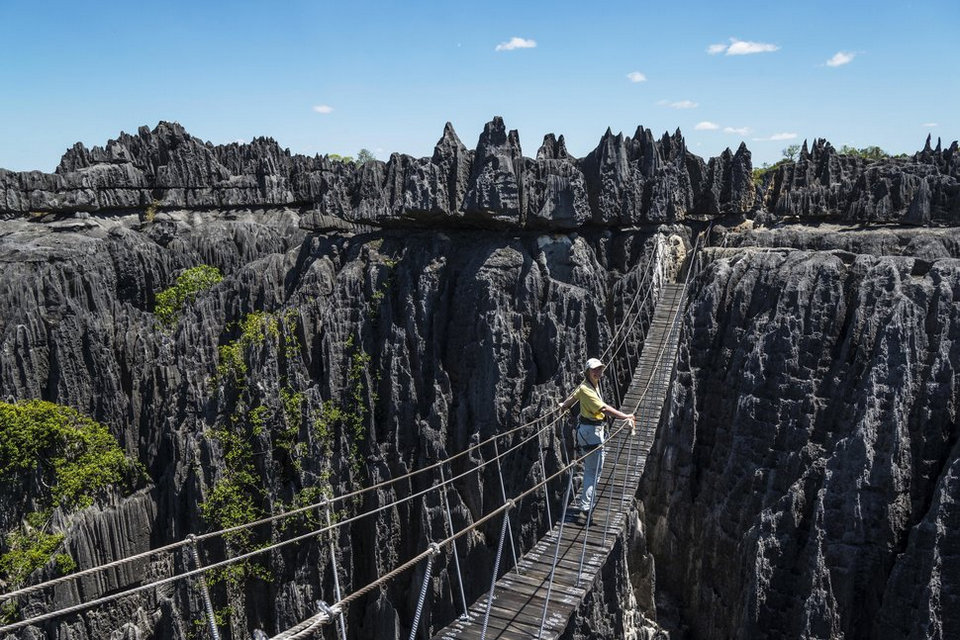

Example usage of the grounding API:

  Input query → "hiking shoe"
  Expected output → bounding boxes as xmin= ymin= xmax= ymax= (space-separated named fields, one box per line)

xmin=575 ymin=510 xmax=593 ymax=527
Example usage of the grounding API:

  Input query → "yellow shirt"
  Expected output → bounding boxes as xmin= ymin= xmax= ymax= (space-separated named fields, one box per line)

xmin=575 ymin=380 xmax=605 ymax=421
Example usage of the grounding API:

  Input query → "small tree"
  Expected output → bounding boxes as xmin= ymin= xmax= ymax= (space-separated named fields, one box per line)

xmin=782 ymin=144 xmax=801 ymax=161
xmin=356 ymin=148 xmax=376 ymax=165
xmin=839 ymin=145 xmax=888 ymax=160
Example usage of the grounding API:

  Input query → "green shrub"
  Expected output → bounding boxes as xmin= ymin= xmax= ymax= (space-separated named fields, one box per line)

xmin=0 ymin=400 xmax=134 ymax=587
xmin=215 ymin=312 xmax=279 ymax=385
xmin=155 ymin=265 xmax=223 ymax=328
xmin=0 ymin=528 xmax=66 ymax=586
xmin=143 ymin=199 xmax=161 ymax=223
xmin=0 ymin=400 xmax=131 ymax=509
xmin=839 ymin=145 xmax=889 ymax=160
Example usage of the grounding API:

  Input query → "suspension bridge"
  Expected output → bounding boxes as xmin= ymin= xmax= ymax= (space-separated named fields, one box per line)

xmin=432 ymin=281 xmax=685 ymax=640
xmin=0 ymin=231 xmax=703 ymax=640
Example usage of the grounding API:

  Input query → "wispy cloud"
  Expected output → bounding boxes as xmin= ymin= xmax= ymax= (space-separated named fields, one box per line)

xmin=695 ymin=121 xmax=719 ymax=130
xmin=921 ymin=122 xmax=939 ymax=127
xmin=724 ymin=126 xmax=751 ymax=135
xmin=752 ymin=132 xmax=798 ymax=141
xmin=312 ymin=104 xmax=334 ymax=114
xmin=708 ymin=38 xmax=780 ymax=56
xmin=626 ymin=71 xmax=647 ymax=83
xmin=495 ymin=37 xmax=536 ymax=52
xmin=826 ymin=51 xmax=855 ymax=67
xmin=658 ymin=99 xmax=698 ymax=109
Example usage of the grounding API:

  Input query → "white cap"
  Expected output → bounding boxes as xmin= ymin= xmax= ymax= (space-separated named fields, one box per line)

xmin=585 ymin=357 xmax=605 ymax=371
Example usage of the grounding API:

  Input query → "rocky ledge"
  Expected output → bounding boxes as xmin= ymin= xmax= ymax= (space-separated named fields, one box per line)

xmin=3 ymin=119 xmax=956 ymax=229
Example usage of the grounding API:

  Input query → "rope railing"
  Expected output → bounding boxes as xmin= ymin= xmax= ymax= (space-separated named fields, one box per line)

xmin=270 ymin=235 xmax=690 ymax=639
xmin=0 ymin=233 xmax=674 ymax=638
xmin=535 ymin=226 xmax=707 ymax=638
xmin=0 ymin=410 xmax=565 ymax=635
xmin=268 ymin=409 xmax=642 ymax=639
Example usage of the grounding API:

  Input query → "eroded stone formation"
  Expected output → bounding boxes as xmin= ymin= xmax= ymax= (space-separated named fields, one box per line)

xmin=0 ymin=119 xmax=958 ymax=640
xmin=641 ymin=229 xmax=960 ymax=639
xmin=757 ymin=136 xmax=960 ymax=225
xmin=0 ymin=117 xmax=757 ymax=227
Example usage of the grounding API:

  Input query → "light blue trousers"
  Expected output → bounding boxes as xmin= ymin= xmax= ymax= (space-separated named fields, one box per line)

xmin=576 ymin=424 xmax=605 ymax=512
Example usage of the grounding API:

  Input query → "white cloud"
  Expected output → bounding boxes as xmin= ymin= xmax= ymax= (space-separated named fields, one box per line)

xmin=709 ymin=38 xmax=780 ymax=56
xmin=626 ymin=71 xmax=647 ymax=83
xmin=312 ymin=105 xmax=334 ymax=114
xmin=751 ymin=132 xmax=799 ymax=141
xmin=495 ymin=37 xmax=536 ymax=52
xmin=695 ymin=121 xmax=720 ymax=130
xmin=728 ymin=38 xmax=780 ymax=55
xmin=724 ymin=126 xmax=751 ymax=135
xmin=659 ymin=99 xmax=698 ymax=109
xmin=921 ymin=122 xmax=939 ymax=127
xmin=826 ymin=51 xmax=855 ymax=67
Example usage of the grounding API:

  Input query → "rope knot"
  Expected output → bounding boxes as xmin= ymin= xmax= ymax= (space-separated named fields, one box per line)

xmin=505 ymin=499 xmax=516 ymax=511
xmin=428 ymin=542 xmax=442 ymax=557
xmin=316 ymin=600 xmax=336 ymax=623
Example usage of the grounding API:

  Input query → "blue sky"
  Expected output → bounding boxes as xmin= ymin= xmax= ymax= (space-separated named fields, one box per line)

xmin=1 ymin=0 xmax=957 ymax=172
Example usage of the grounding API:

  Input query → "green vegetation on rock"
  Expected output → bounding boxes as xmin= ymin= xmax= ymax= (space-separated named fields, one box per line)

xmin=356 ymin=148 xmax=376 ymax=165
xmin=155 ymin=265 xmax=223 ymax=328
xmin=0 ymin=400 xmax=131 ymax=509
xmin=838 ymin=145 xmax=890 ymax=160
xmin=0 ymin=400 xmax=134 ymax=588
xmin=0 ymin=528 xmax=73 ymax=587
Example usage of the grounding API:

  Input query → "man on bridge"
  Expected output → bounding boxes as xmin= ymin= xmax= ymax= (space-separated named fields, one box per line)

xmin=559 ymin=357 xmax=635 ymax=525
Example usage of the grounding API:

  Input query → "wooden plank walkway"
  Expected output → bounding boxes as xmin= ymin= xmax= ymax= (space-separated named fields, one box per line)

xmin=433 ymin=283 xmax=686 ymax=640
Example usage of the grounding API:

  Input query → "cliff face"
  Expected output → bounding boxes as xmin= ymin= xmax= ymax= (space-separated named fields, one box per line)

xmin=641 ymin=238 xmax=960 ymax=639
xmin=0 ymin=207 xmax=662 ymax=638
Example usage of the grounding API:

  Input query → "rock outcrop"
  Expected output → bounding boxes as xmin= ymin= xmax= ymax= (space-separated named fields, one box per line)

xmin=0 ymin=209 xmax=664 ymax=639
xmin=0 ymin=118 xmax=756 ymax=228
xmin=3 ymin=117 xmax=960 ymax=640
xmin=641 ymin=241 xmax=960 ymax=639
xmin=758 ymin=137 xmax=960 ymax=224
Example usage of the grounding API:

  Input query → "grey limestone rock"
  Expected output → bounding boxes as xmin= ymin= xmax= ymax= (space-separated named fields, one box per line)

xmin=1 ymin=118 xmax=759 ymax=229
xmin=0 ymin=209 xmax=660 ymax=639
xmin=760 ymin=138 xmax=960 ymax=224
xmin=641 ymin=243 xmax=960 ymax=639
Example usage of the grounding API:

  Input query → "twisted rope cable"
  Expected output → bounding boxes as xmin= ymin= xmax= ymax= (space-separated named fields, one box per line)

xmin=1 ymin=234 xmax=678 ymax=636
xmin=0 ymin=410 xmax=559 ymax=610
xmin=439 ymin=465 xmax=468 ymax=619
